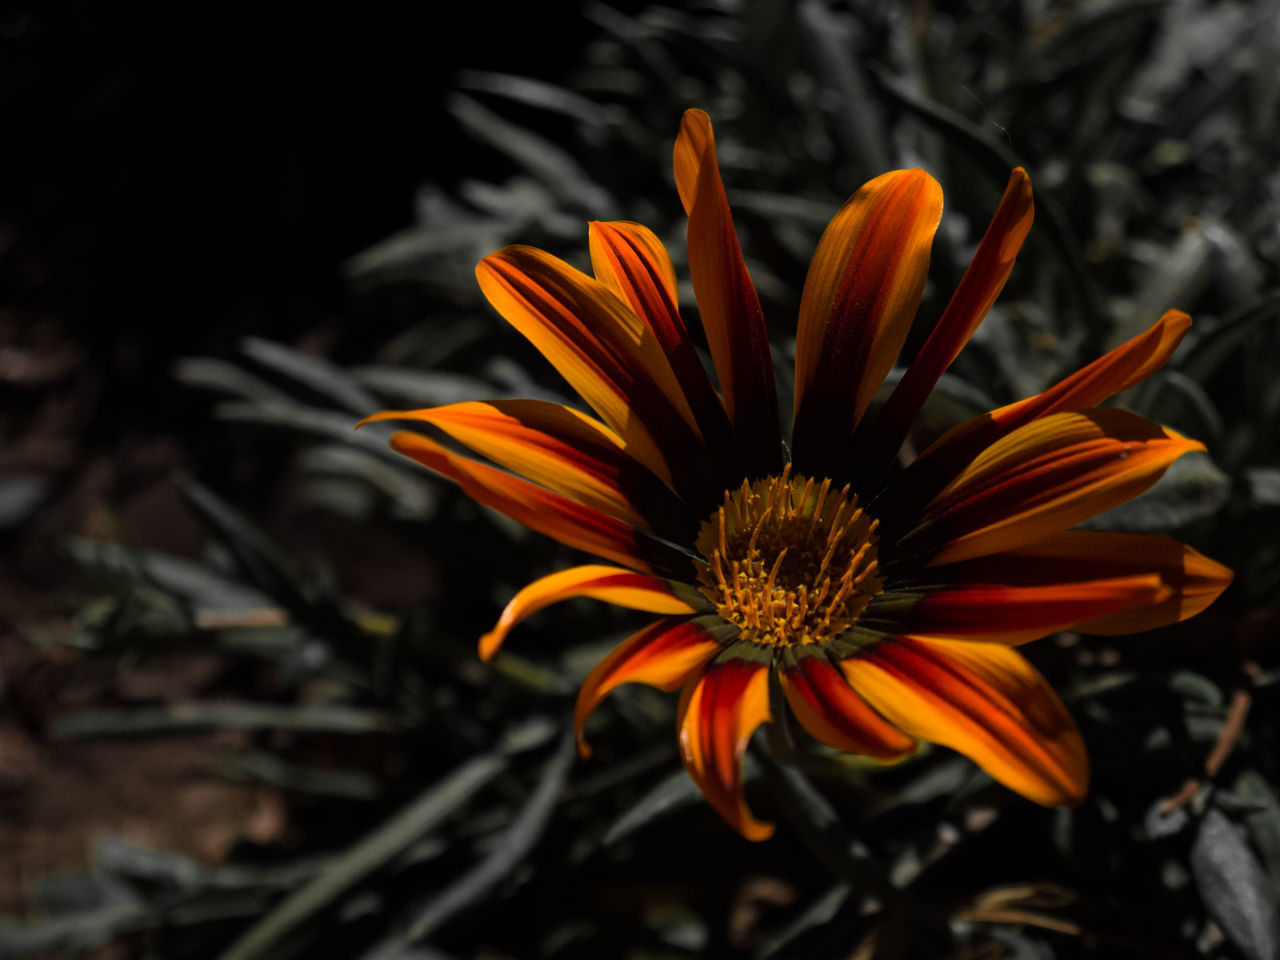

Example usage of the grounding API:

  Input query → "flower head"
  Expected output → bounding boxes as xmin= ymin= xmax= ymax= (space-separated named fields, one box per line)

xmin=362 ymin=110 xmax=1232 ymax=840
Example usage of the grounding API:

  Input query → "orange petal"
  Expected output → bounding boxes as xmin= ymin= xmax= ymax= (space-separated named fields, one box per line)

xmin=904 ymin=310 xmax=1192 ymax=500
xmin=574 ymin=615 xmax=730 ymax=757
xmin=865 ymin=169 xmax=1033 ymax=474
xmin=791 ymin=168 xmax=943 ymax=475
xmin=842 ymin=637 xmax=1087 ymax=806
xmin=934 ymin=530 xmax=1233 ymax=636
xmin=904 ymin=409 xmax=1203 ymax=566
xmin=479 ymin=565 xmax=706 ymax=661
xmin=673 ymin=109 xmax=780 ymax=476
xmin=476 ymin=245 xmax=710 ymax=499
xmin=589 ymin=220 xmax=736 ymax=472
xmin=997 ymin=309 xmax=1192 ymax=426
xmin=361 ymin=401 xmax=693 ymax=537
xmin=677 ymin=651 xmax=775 ymax=841
xmin=869 ymin=575 xmax=1169 ymax=646
xmin=387 ymin=431 xmax=686 ymax=574
xmin=779 ymin=649 xmax=916 ymax=759
xmin=590 ymin=220 xmax=680 ymax=310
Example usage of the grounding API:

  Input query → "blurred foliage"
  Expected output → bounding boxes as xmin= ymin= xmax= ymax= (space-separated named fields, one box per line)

xmin=4 ymin=1 xmax=1280 ymax=958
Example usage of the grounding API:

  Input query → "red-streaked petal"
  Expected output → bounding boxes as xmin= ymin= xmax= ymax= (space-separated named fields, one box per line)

xmin=779 ymin=649 xmax=916 ymax=759
xmin=864 ymin=169 xmax=1033 ymax=474
xmin=575 ymin=615 xmax=730 ymax=757
xmin=677 ymin=651 xmax=775 ymax=841
xmin=388 ymin=430 xmax=684 ymax=574
xmin=476 ymin=245 xmax=711 ymax=499
xmin=673 ymin=109 xmax=780 ymax=477
xmin=361 ymin=401 xmax=693 ymax=537
xmin=792 ymin=169 xmax=943 ymax=475
xmin=901 ymin=409 xmax=1203 ymax=566
xmin=841 ymin=637 xmax=1088 ymax=806
xmin=996 ymin=309 xmax=1192 ymax=425
xmin=867 ymin=575 xmax=1168 ymax=646
xmin=479 ymin=565 xmax=705 ymax=662
xmin=905 ymin=310 xmax=1192 ymax=498
xmin=590 ymin=220 xmax=680 ymax=308
xmin=589 ymin=220 xmax=737 ymax=473
xmin=934 ymin=530 xmax=1233 ymax=636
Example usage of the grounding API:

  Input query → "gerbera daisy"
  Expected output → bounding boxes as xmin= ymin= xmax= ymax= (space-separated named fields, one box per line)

xmin=361 ymin=110 xmax=1232 ymax=840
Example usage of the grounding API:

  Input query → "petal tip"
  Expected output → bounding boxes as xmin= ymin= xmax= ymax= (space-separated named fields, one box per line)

xmin=1160 ymin=308 xmax=1193 ymax=334
xmin=739 ymin=817 xmax=776 ymax=842
xmin=1050 ymin=775 xmax=1089 ymax=808
xmin=478 ymin=629 xmax=504 ymax=662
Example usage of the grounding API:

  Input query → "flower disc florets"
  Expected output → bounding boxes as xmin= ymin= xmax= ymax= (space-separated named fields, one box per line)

xmin=695 ymin=465 xmax=884 ymax=648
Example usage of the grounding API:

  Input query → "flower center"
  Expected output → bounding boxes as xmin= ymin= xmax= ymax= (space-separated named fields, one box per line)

xmin=694 ymin=465 xmax=883 ymax=648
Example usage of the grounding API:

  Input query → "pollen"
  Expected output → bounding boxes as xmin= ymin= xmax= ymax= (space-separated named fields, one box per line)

xmin=694 ymin=465 xmax=883 ymax=648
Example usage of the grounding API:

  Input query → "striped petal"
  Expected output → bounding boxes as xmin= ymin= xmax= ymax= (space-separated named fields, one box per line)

xmin=361 ymin=401 xmax=694 ymax=538
xmin=589 ymin=220 xmax=737 ymax=475
xmin=863 ymin=169 xmax=1033 ymax=475
xmin=866 ymin=575 xmax=1168 ymax=646
xmin=779 ymin=648 xmax=916 ymax=759
xmin=479 ymin=565 xmax=706 ymax=661
xmin=677 ymin=649 xmax=775 ymax=841
xmin=933 ymin=530 xmax=1232 ymax=636
xmin=903 ymin=310 xmax=1192 ymax=501
xmin=575 ymin=615 xmax=731 ymax=757
xmin=476 ymin=245 xmax=712 ymax=502
xmin=792 ymin=169 xmax=943 ymax=475
xmin=841 ymin=637 xmax=1087 ymax=806
xmin=673 ymin=109 xmax=780 ymax=477
xmin=387 ymin=431 xmax=687 ymax=575
xmin=900 ymin=408 xmax=1203 ymax=566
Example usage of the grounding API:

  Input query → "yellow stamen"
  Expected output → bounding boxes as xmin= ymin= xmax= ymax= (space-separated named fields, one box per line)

xmin=694 ymin=469 xmax=883 ymax=648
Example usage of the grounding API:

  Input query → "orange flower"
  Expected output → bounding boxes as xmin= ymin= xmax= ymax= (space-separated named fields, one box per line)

xmin=362 ymin=110 xmax=1232 ymax=840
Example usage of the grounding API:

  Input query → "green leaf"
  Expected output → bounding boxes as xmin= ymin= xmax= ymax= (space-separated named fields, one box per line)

xmin=0 ymin=901 xmax=150 ymax=959
xmin=457 ymin=70 xmax=611 ymax=131
xmin=755 ymin=747 xmax=898 ymax=901
xmin=49 ymin=703 xmax=395 ymax=740
xmin=1191 ymin=806 xmax=1280 ymax=960
xmin=602 ymin=768 xmax=703 ymax=848
xmin=177 ymin=474 xmax=312 ymax=610
xmin=214 ymin=401 xmax=403 ymax=463
xmin=448 ymin=93 xmax=615 ymax=217
xmin=203 ymin=752 xmax=383 ymax=801
xmin=174 ymin=356 xmax=297 ymax=406
xmin=1235 ymin=771 xmax=1280 ymax=901
xmin=241 ymin=337 xmax=382 ymax=416
xmin=1246 ymin=468 xmax=1280 ymax=508
xmin=65 ymin=537 xmax=275 ymax=617
xmin=797 ymin=0 xmax=888 ymax=177
xmin=1182 ymin=294 xmax=1280 ymax=383
xmin=361 ymin=730 xmax=575 ymax=957
xmin=755 ymin=882 xmax=852 ymax=960
xmin=351 ymin=366 xmax=498 ymax=408
xmin=215 ymin=750 xmax=511 ymax=960
xmin=95 ymin=836 xmax=324 ymax=893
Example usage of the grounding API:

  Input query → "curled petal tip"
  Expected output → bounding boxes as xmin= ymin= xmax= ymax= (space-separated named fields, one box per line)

xmin=355 ymin=409 xmax=415 ymax=430
xmin=1159 ymin=308 xmax=1192 ymax=332
xmin=738 ymin=817 xmax=776 ymax=842
xmin=478 ymin=630 xmax=503 ymax=662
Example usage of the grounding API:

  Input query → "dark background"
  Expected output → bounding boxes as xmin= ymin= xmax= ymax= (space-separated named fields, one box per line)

xmin=2 ymin=5 xmax=596 ymax=442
